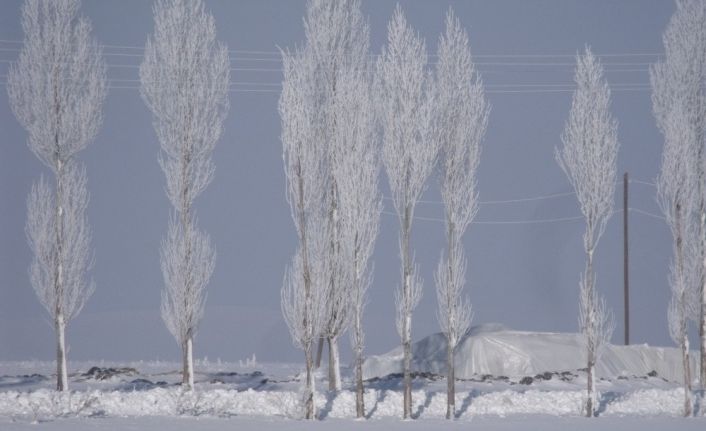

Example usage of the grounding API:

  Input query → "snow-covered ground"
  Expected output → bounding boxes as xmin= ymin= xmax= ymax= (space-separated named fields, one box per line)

xmin=0 ymin=328 xmax=704 ymax=428
xmin=1 ymin=416 xmax=705 ymax=431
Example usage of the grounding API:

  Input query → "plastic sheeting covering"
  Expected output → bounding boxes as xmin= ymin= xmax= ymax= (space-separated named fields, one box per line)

xmin=363 ymin=324 xmax=695 ymax=382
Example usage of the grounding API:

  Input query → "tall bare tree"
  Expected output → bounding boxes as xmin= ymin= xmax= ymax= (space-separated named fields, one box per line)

xmin=556 ymin=48 xmax=618 ymax=418
xmin=279 ymin=41 xmax=330 ymax=419
xmin=652 ymin=0 xmax=706 ymax=389
xmin=654 ymin=101 xmax=700 ymax=416
xmin=432 ymin=9 xmax=489 ymax=420
xmin=300 ymin=0 xmax=371 ymax=390
xmin=334 ymin=67 xmax=381 ymax=418
xmin=8 ymin=0 xmax=106 ymax=392
xmin=140 ymin=0 xmax=230 ymax=391
xmin=376 ymin=5 xmax=438 ymax=419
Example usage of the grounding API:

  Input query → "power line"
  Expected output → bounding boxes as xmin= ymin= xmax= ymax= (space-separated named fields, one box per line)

xmin=630 ymin=179 xmax=657 ymax=187
xmin=381 ymin=207 xmax=663 ymax=225
xmin=479 ymin=190 xmax=576 ymax=204
xmin=15 ymin=77 xmax=649 ymax=88
xmin=0 ymin=74 xmax=654 ymax=91
xmin=0 ymin=39 xmax=665 ymax=59
xmin=629 ymin=207 xmax=665 ymax=221
xmin=383 ymin=179 xmax=659 ymax=209
xmin=110 ymin=78 xmax=283 ymax=86
xmin=0 ymin=59 xmax=658 ymax=75
xmin=0 ymin=47 xmax=286 ymax=62
xmin=0 ymin=81 xmax=654 ymax=95
xmin=0 ymin=39 xmax=284 ymax=56
xmin=0 ymin=47 xmax=660 ymax=67
xmin=381 ymin=209 xmax=587 ymax=225
xmin=0 ymin=59 xmax=285 ymax=72
xmin=382 ymin=207 xmax=649 ymax=226
xmin=384 ymin=190 xmax=576 ymax=206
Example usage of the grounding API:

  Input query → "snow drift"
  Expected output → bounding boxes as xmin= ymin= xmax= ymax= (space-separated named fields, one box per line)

xmin=363 ymin=324 xmax=695 ymax=382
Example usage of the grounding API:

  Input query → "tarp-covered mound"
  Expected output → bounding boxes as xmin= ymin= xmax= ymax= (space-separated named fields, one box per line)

xmin=363 ymin=324 xmax=694 ymax=382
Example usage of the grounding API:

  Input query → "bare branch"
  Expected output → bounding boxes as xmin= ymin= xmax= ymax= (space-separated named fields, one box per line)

xmin=557 ymin=47 xmax=619 ymax=417
xmin=376 ymin=5 xmax=436 ymax=418
xmin=556 ymin=48 xmax=619 ymax=254
xmin=160 ymin=217 xmax=215 ymax=344
xmin=435 ymin=242 xmax=472 ymax=348
xmin=9 ymin=0 xmax=105 ymax=392
xmin=26 ymin=162 xmax=94 ymax=324
xmin=140 ymin=0 xmax=229 ymax=390
xmin=8 ymin=0 xmax=107 ymax=172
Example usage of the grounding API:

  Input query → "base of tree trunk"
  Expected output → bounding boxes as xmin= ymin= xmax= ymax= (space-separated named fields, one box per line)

xmin=56 ymin=320 xmax=68 ymax=392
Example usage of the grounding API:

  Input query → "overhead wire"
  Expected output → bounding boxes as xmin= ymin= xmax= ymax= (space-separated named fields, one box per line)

xmin=0 ymin=36 xmax=670 ymax=225
xmin=0 ymin=38 xmax=666 ymax=61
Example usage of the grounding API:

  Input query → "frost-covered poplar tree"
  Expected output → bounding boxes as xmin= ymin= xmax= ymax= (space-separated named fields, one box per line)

xmin=8 ymin=0 xmax=106 ymax=392
xmin=432 ymin=9 xmax=489 ymax=420
xmin=281 ymin=233 xmax=329 ymax=420
xmin=654 ymin=103 xmax=700 ymax=416
xmin=652 ymin=0 xmax=706 ymax=390
xmin=280 ymin=43 xmax=330 ymax=419
xmin=376 ymin=5 xmax=438 ymax=419
xmin=140 ymin=0 xmax=229 ymax=391
xmin=300 ymin=0 xmax=370 ymax=391
xmin=334 ymin=67 xmax=381 ymax=418
xmin=556 ymin=48 xmax=617 ymax=418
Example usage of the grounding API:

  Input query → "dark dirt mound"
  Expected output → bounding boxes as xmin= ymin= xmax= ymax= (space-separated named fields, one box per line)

xmin=83 ymin=366 xmax=138 ymax=380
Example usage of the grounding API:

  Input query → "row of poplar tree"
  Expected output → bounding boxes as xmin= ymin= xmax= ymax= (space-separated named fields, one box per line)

xmin=281 ymin=0 xmax=706 ymax=420
xmin=6 ymin=0 xmax=706 ymax=422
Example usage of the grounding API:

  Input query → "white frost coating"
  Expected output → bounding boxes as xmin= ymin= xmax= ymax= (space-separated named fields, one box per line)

xmin=0 ymin=386 xmax=694 ymax=420
xmin=334 ymin=56 xmax=381 ymax=417
xmin=280 ymin=236 xmax=329 ymax=419
xmin=140 ymin=0 xmax=229 ymax=391
xmin=9 ymin=0 xmax=106 ymax=392
xmin=556 ymin=47 xmax=618 ymax=417
xmin=307 ymin=0 xmax=371 ymax=392
xmin=363 ymin=326 xmax=697 ymax=383
xmin=279 ymin=24 xmax=334 ymax=417
xmin=651 ymin=0 xmax=705 ymax=417
xmin=431 ymin=8 xmax=489 ymax=420
xmin=376 ymin=5 xmax=437 ymax=418
xmin=328 ymin=336 xmax=341 ymax=391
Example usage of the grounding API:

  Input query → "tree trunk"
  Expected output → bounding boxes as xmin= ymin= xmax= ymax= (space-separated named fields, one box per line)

xmin=683 ymin=332 xmax=693 ymax=416
xmin=315 ymin=337 xmax=324 ymax=368
xmin=328 ymin=336 xmax=341 ymax=391
xmin=446 ymin=337 xmax=455 ymax=419
xmin=402 ymin=205 xmax=413 ymax=419
xmin=673 ymin=202 xmax=692 ymax=417
xmin=446 ymin=222 xmax=456 ymax=420
xmin=304 ymin=346 xmax=315 ymax=420
xmin=700 ymin=209 xmax=706 ymax=389
xmin=183 ymin=334 xmax=194 ymax=390
xmin=403 ymin=334 xmax=412 ymax=419
xmin=585 ymin=249 xmax=595 ymax=418
xmin=355 ymin=348 xmax=365 ymax=418
xmin=586 ymin=358 xmax=595 ymax=417
xmin=56 ymin=315 xmax=68 ymax=392
xmin=55 ymin=158 xmax=67 ymax=392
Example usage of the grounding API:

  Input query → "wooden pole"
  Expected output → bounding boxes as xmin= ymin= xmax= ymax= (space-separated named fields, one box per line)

xmin=623 ymin=172 xmax=630 ymax=345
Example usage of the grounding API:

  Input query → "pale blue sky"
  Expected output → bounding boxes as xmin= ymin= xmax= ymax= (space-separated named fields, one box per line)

xmin=0 ymin=0 xmax=679 ymax=363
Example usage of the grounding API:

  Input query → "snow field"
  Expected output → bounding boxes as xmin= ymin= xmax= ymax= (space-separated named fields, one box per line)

xmin=0 ymin=386 xmax=695 ymax=421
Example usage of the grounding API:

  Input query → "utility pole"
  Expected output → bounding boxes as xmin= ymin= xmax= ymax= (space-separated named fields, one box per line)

xmin=623 ymin=172 xmax=630 ymax=345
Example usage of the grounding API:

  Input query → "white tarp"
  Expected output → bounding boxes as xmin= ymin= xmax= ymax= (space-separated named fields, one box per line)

xmin=363 ymin=324 xmax=695 ymax=382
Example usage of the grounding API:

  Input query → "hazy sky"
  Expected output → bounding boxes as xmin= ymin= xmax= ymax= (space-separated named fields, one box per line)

xmin=0 ymin=0 xmax=682 ymax=364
